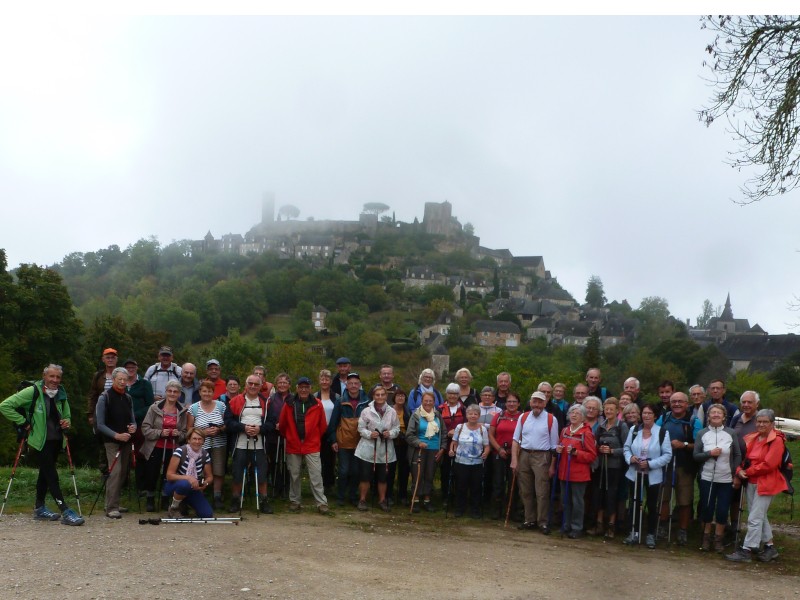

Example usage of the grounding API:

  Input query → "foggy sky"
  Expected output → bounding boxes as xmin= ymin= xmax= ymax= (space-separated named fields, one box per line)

xmin=1 ymin=15 xmax=797 ymax=333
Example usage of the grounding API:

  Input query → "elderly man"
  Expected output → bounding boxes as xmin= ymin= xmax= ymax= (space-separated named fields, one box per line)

xmin=510 ymin=391 xmax=559 ymax=534
xmin=144 ymin=346 xmax=182 ymax=402
xmin=702 ymin=379 xmax=739 ymax=426
xmin=179 ymin=362 xmax=200 ymax=406
xmin=495 ymin=372 xmax=512 ymax=410
xmin=204 ymin=359 xmax=226 ymax=399
xmin=656 ymin=391 xmax=702 ymax=544
xmin=572 ymin=383 xmax=589 ymax=407
xmin=539 ymin=381 xmax=566 ymax=431
xmin=327 ymin=372 xmax=370 ymax=506
xmin=585 ymin=368 xmax=611 ymax=401
xmin=689 ymin=385 xmax=706 ymax=423
xmin=331 ymin=357 xmax=352 ymax=397
xmin=730 ymin=390 xmax=761 ymax=530
xmin=0 ymin=364 xmax=84 ymax=525
xmin=623 ymin=377 xmax=643 ymax=409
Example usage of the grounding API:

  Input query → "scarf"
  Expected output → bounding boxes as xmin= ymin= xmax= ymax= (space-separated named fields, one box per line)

xmin=417 ymin=405 xmax=439 ymax=439
xmin=185 ymin=445 xmax=202 ymax=481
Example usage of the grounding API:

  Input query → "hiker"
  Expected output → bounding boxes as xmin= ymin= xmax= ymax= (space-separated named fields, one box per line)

xmin=279 ymin=377 xmax=330 ymax=514
xmin=408 ymin=368 xmax=443 ymax=411
xmin=454 ymin=367 xmax=479 ymax=407
xmin=725 ymin=408 xmax=788 ymax=563
xmin=187 ymin=380 xmax=227 ymax=510
xmin=591 ymin=397 xmax=628 ymax=539
xmin=387 ymin=388 xmax=411 ymax=506
xmin=489 ymin=390 xmax=522 ymax=520
xmin=140 ymin=380 xmax=189 ymax=512
xmin=143 ymin=347 xmax=182 ymax=402
xmin=622 ymin=402 xmax=640 ymax=428
xmin=556 ymin=404 xmax=598 ymax=539
xmin=439 ymin=383 xmax=467 ymax=504
xmin=0 ymin=364 xmax=84 ymax=525
xmin=354 ymin=386 xmax=400 ymax=512
xmin=449 ymin=404 xmax=490 ymax=518
xmin=95 ymin=367 xmax=138 ymax=519
xmin=405 ymin=391 xmax=446 ymax=513
xmin=327 ymin=372 xmax=370 ymax=507
xmin=656 ymin=391 xmax=702 ymax=545
xmin=623 ymin=404 xmax=672 ymax=549
xmin=510 ymin=391 xmax=559 ymax=533
xmin=694 ymin=404 xmax=742 ymax=552
xmin=315 ymin=369 xmax=339 ymax=491
xmin=164 ymin=427 xmax=213 ymax=518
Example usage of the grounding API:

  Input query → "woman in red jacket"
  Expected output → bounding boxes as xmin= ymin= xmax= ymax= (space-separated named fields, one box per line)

xmin=279 ymin=377 xmax=330 ymax=515
xmin=726 ymin=408 xmax=788 ymax=563
xmin=555 ymin=404 xmax=597 ymax=539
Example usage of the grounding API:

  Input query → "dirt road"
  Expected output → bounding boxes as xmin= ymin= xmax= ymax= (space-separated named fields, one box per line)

xmin=1 ymin=508 xmax=797 ymax=600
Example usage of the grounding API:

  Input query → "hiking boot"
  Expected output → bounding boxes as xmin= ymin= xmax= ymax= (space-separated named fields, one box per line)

xmin=677 ymin=528 xmax=688 ymax=546
xmin=411 ymin=501 xmax=421 ymax=513
xmin=118 ymin=507 xmax=130 ymax=513
xmin=725 ymin=547 xmax=753 ymax=563
xmin=60 ymin=508 xmax=84 ymax=526
xmin=568 ymin=530 xmax=583 ymax=539
xmin=714 ymin=535 xmax=726 ymax=553
xmin=540 ymin=525 xmax=552 ymax=536
xmin=228 ymin=499 xmax=241 ymax=513
xmin=623 ymin=531 xmax=639 ymax=545
xmin=318 ymin=504 xmax=330 ymax=515
xmin=146 ymin=497 xmax=156 ymax=512
xmin=758 ymin=545 xmax=779 ymax=562
xmin=422 ymin=500 xmax=436 ymax=512
xmin=288 ymin=502 xmax=301 ymax=513
xmin=167 ymin=504 xmax=179 ymax=519
xmin=700 ymin=532 xmax=712 ymax=551
xmin=259 ymin=498 xmax=273 ymax=514
xmin=213 ymin=496 xmax=224 ymax=511
xmin=586 ymin=522 xmax=601 ymax=536
xmin=378 ymin=500 xmax=390 ymax=513
xmin=357 ymin=500 xmax=368 ymax=511
xmin=645 ymin=534 xmax=656 ymax=549
xmin=33 ymin=506 xmax=61 ymax=521
xmin=605 ymin=523 xmax=615 ymax=539
xmin=106 ymin=510 xmax=122 ymax=519
xmin=517 ymin=521 xmax=537 ymax=531
xmin=656 ymin=524 xmax=668 ymax=541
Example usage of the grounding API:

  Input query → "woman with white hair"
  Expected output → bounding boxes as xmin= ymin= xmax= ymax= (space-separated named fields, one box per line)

xmin=454 ymin=368 xmax=478 ymax=407
xmin=556 ymin=404 xmax=598 ymax=539
xmin=408 ymin=368 xmax=443 ymax=411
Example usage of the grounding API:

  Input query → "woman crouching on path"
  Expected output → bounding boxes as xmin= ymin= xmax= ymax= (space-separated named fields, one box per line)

xmin=164 ymin=427 xmax=213 ymax=518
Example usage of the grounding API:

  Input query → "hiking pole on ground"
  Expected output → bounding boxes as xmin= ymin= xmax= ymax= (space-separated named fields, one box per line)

xmin=64 ymin=437 xmax=82 ymax=517
xmin=504 ymin=465 xmax=517 ymax=528
xmin=0 ymin=437 xmax=27 ymax=517
xmin=561 ymin=449 xmax=572 ymax=538
xmin=409 ymin=450 xmax=422 ymax=514
xmin=89 ymin=448 xmax=120 ymax=516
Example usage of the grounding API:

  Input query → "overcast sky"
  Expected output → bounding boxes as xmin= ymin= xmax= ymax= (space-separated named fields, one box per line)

xmin=1 ymin=15 xmax=797 ymax=333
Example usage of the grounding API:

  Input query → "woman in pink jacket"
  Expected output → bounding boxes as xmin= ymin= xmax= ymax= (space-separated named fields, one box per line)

xmin=726 ymin=408 xmax=788 ymax=563
xmin=556 ymin=404 xmax=597 ymax=539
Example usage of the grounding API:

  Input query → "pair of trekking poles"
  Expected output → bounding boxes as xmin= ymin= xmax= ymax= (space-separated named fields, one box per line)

xmin=1 ymin=434 xmax=82 ymax=518
xmin=89 ymin=436 xmax=142 ymax=516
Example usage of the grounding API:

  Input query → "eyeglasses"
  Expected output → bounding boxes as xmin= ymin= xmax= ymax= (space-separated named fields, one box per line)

xmin=246 ymin=382 xmax=261 ymax=386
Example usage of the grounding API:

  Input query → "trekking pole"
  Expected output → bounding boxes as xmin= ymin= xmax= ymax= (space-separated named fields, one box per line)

xmin=281 ymin=437 xmax=288 ymax=500
xmin=561 ymin=449 xmax=572 ymax=538
xmin=637 ymin=470 xmax=645 ymax=545
xmin=547 ymin=452 xmax=560 ymax=529
xmin=156 ymin=438 xmax=168 ymax=510
xmin=129 ymin=437 xmax=141 ymax=514
xmin=64 ymin=437 xmax=82 ymax=517
xmin=667 ymin=456 xmax=676 ymax=544
xmin=89 ymin=448 xmax=120 ymax=517
xmin=253 ymin=438 xmax=261 ymax=518
xmin=628 ymin=467 xmax=639 ymax=543
xmin=0 ymin=437 xmax=27 ymax=517
xmin=372 ymin=432 xmax=379 ymax=509
xmin=240 ymin=437 xmax=251 ymax=517
xmin=445 ymin=456 xmax=454 ymax=518
xmin=409 ymin=449 xmax=422 ymax=514
xmin=735 ymin=481 xmax=747 ymax=548
xmin=504 ymin=463 xmax=517 ymax=528
xmin=270 ymin=437 xmax=280 ymax=499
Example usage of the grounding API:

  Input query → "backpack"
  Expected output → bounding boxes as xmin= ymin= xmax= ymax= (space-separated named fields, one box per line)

xmin=631 ymin=423 xmax=668 ymax=448
xmin=514 ymin=411 xmax=554 ymax=444
xmin=16 ymin=380 xmax=40 ymax=424
xmin=779 ymin=445 xmax=794 ymax=496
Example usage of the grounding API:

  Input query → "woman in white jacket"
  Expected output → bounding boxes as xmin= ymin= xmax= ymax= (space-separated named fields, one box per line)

xmin=623 ymin=404 xmax=672 ymax=549
xmin=355 ymin=387 xmax=400 ymax=512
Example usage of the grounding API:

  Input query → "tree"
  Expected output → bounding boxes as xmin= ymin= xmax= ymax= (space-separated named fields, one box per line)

xmin=463 ymin=222 xmax=475 ymax=236
xmin=700 ymin=15 xmax=800 ymax=203
xmin=585 ymin=275 xmax=606 ymax=308
xmin=582 ymin=328 xmax=601 ymax=373
xmin=696 ymin=298 xmax=718 ymax=328
xmin=362 ymin=202 xmax=390 ymax=215
xmin=278 ymin=204 xmax=301 ymax=220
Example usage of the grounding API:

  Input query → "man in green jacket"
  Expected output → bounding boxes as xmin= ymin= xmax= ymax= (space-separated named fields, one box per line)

xmin=0 ymin=364 xmax=84 ymax=525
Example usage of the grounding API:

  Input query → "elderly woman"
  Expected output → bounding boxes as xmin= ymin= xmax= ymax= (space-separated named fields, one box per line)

xmin=725 ymin=408 xmax=788 ymax=563
xmin=406 ymin=391 xmax=446 ymax=512
xmin=449 ymin=404 xmax=490 ymax=518
xmin=694 ymin=403 xmax=742 ymax=552
xmin=623 ymin=404 xmax=672 ymax=549
xmin=621 ymin=402 xmax=640 ymax=428
xmin=354 ymin=386 xmax=400 ymax=511
xmin=454 ymin=368 xmax=479 ymax=407
xmin=583 ymin=397 xmax=602 ymax=434
xmin=141 ymin=379 xmax=188 ymax=512
xmin=187 ymin=380 xmax=227 ymax=510
xmin=164 ymin=427 xmax=213 ymax=518
xmin=552 ymin=383 xmax=569 ymax=414
xmin=440 ymin=382 xmax=466 ymax=505
xmin=315 ymin=369 xmax=339 ymax=491
xmin=408 ymin=368 xmax=443 ymax=411
xmin=591 ymin=397 xmax=629 ymax=538
xmin=555 ymin=404 xmax=598 ymax=538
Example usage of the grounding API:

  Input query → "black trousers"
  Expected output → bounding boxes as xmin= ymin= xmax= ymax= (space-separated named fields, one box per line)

xmin=35 ymin=439 xmax=66 ymax=509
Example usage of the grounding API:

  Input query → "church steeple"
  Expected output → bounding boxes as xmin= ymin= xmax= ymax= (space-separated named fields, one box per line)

xmin=719 ymin=293 xmax=734 ymax=321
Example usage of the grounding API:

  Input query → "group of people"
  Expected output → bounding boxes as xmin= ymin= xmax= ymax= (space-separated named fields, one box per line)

xmin=0 ymin=355 xmax=791 ymax=565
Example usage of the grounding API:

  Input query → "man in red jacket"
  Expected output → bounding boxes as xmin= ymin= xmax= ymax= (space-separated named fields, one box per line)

xmin=279 ymin=377 xmax=330 ymax=514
